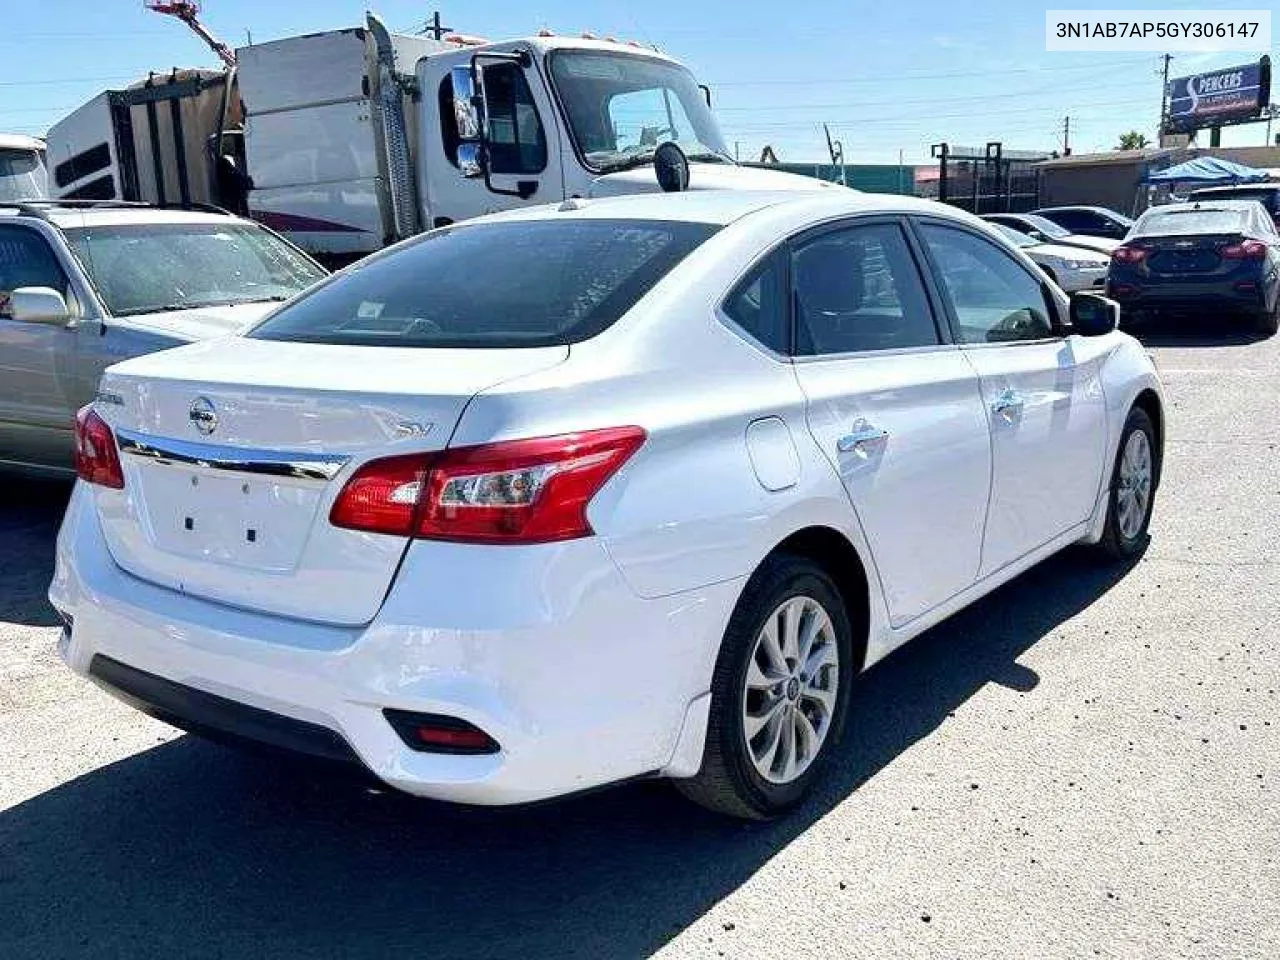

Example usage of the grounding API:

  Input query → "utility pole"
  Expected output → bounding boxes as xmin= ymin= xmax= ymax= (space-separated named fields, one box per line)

xmin=420 ymin=11 xmax=452 ymax=40
xmin=1158 ymin=53 xmax=1173 ymax=142
xmin=1062 ymin=116 xmax=1071 ymax=156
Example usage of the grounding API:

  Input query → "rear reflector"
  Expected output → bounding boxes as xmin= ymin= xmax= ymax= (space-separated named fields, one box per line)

xmin=74 ymin=406 xmax=124 ymax=489
xmin=383 ymin=709 xmax=500 ymax=754
xmin=329 ymin=426 xmax=646 ymax=544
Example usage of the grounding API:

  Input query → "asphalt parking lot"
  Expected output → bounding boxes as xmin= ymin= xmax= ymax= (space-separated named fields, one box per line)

xmin=1 ymin=320 xmax=1276 ymax=960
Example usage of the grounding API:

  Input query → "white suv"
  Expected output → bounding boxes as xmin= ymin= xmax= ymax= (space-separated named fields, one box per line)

xmin=0 ymin=200 xmax=325 ymax=475
xmin=52 ymin=191 xmax=1163 ymax=818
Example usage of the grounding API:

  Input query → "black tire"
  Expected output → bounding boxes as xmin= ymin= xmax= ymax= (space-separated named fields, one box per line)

xmin=1095 ymin=406 xmax=1157 ymax=560
xmin=674 ymin=554 xmax=856 ymax=819
xmin=1255 ymin=299 xmax=1279 ymax=338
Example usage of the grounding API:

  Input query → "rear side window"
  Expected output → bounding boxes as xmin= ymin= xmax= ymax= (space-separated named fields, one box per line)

xmin=723 ymin=251 xmax=788 ymax=354
xmin=252 ymin=219 xmax=719 ymax=348
xmin=791 ymin=222 xmax=939 ymax=355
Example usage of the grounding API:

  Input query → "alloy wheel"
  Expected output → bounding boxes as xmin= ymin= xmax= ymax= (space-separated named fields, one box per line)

xmin=741 ymin=595 xmax=840 ymax=785
xmin=1116 ymin=428 xmax=1152 ymax=541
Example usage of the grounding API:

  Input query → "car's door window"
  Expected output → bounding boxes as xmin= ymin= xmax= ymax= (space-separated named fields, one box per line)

xmin=920 ymin=223 xmax=1054 ymax=345
xmin=723 ymin=250 xmax=788 ymax=354
xmin=1048 ymin=210 xmax=1088 ymax=232
xmin=791 ymin=222 xmax=939 ymax=355
xmin=482 ymin=63 xmax=547 ymax=175
xmin=0 ymin=226 xmax=68 ymax=319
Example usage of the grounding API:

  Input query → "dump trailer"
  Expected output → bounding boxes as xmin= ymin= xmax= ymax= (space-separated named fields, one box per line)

xmin=48 ymin=14 xmax=832 ymax=264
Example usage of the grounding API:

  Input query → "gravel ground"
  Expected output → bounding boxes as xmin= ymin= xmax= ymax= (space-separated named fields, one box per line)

xmin=1 ymin=321 xmax=1276 ymax=959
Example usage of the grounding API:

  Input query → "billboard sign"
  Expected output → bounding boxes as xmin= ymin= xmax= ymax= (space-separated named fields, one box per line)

xmin=1165 ymin=57 xmax=1271 ymax=132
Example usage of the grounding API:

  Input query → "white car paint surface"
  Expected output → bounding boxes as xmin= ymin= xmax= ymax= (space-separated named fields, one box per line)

xmin=51 ymin=190 xmax=1163 ymax=814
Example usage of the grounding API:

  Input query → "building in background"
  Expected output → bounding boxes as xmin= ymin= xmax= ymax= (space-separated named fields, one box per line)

xmin=1037 ymin=145 xmax=1280 ymax=216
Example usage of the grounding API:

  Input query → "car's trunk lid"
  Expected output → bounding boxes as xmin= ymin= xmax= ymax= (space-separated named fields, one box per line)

xmin=1142 ymin=233 xmax=1241 ymax=276
xmin=92 ymin=337 xmax=568 ymax=626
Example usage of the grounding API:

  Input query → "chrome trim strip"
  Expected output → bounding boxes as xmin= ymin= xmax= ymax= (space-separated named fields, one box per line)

xmin=115 ymin=429 xmax=349 ymax=482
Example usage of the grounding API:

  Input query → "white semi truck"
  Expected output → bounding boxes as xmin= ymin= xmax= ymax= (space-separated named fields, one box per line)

xmin=46 ymin=14 xmax=833 ymax=264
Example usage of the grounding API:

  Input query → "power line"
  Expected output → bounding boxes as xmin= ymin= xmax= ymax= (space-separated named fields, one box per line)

xmin=707 ymin=56 xmax=1155 ymax=87
xmin=0 ymin=75 xmax=138 ymax=88
xmin=713 ymin=81 xmax=1148 ymax=113
xmin=715 ymin=96 xmax=1156 ymax=131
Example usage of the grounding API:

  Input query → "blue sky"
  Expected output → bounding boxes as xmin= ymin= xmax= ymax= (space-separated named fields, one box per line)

xmin=2 ymin=1 xmax=1275 ymax=164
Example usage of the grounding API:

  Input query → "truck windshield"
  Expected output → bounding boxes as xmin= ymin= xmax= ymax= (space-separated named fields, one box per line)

xmin=64 ymin=221 xmax=326 ymax=317
xmin=250 ymin=218 xmax=719 ymax=348
xmin=0 ymin=149 xmax=48 ymax=202
xmin=549 ymin=51 xmax=732 ymax=173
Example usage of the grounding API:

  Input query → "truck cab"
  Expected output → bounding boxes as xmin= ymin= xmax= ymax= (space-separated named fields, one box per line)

xmin=48 ymin=19 xmax=836 ymax=266
xmin=414 ymin=36 xmax=829 ymax=227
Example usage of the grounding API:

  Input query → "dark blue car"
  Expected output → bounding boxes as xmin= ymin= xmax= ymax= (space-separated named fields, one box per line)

xmin=1107 ymin=200 xmax=1280 ymax=336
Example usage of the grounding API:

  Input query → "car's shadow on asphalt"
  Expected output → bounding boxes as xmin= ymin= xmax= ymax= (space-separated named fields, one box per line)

xmin=0 ymin=477 xmax=71 ymax=628
xmin=1125 ymin=314 xmax=1270 ymax=348
xmin=0 ymin=544 xmax=1138 ymax=960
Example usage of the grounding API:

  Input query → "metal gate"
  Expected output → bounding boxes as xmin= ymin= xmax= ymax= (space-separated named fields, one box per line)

xmin=925 ymin=143 xmax=1051 ymax=214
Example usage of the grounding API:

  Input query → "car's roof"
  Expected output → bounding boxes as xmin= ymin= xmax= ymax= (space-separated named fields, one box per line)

xmin=466 ymin=189 xmax=963 ymax=228
xmin=0 ymin=134 xmax=45 ymax=152
xmin=1144 ymin=200 xmax=1259 ymax=214
xmin=0 ymin=203 xmax=255 ymax=229
xmin=1188 ymin=183 xmax=1279 ymax=193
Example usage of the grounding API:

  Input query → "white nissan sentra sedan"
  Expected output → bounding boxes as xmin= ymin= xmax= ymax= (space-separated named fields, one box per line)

xmin=51 ymin=190 xmax=1164 ymax=818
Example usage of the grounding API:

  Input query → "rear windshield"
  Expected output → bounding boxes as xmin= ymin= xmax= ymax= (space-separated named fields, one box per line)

xmin=1133 ymin=208 xmax=1248 ymax=237
xmin=251 ymin=218 xmax=719 ymax=348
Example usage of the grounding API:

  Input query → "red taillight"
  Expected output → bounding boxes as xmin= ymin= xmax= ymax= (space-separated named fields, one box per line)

xmin=74 ymin=406 xmax=124 ymax=489
xmin=329 ymin=453 xmax=431 ymax=536
xmin=1111 ymin=245 xmax=1147 ymax=264
xmin=329 ymin=426 xmax=646 ymax=544
xmin=1220 ymin=239 xmax=1267 ymax=260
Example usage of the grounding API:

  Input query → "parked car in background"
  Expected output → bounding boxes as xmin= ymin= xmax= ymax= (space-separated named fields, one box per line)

xmin=52 ymin=191 xmax=1163 ymax=819
xmin=0 ymin=135 xmax=47 ymax=201
xmin=0 ymin=200 xmax=326 ymax=475
xmin=1034 ymin=205 xmax=1135 ymax=241
xmin=1107 ymin=200 xmax=1280 ymax=335
xmin=982 ymin=212 xmax=1118 ymax=255
xmin=990 ymin=223 xmax=1109 ymax=292
xmin=1187 ymin=184 xmax=1280 ymax=229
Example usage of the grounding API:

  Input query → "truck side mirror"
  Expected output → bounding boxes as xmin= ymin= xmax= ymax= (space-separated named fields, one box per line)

xmin=450 ymin=65 xmax=485 ymax=179
xmin=8 ymin=286 xmax=70 ymax=326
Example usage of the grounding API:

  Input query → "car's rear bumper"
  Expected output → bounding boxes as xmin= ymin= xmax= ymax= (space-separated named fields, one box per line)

xmin=1107 ymin=276 xmax=1269 ymax=314
xmin=50 ymin=483 xmax=741 ymax=805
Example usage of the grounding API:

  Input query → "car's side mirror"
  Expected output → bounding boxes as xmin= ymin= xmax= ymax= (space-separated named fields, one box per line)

xmin=1069 ymin=292 xmax=1120 ymax=336
xmin=450 ymin=64 xmax=485 ymax=179
xmin=8 ymin=286 xmax=70 ymax=326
